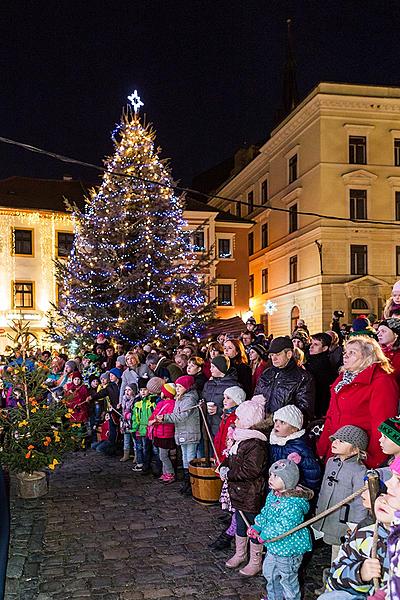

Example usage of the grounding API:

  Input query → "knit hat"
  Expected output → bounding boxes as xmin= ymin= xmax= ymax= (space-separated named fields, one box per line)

xmin=88 ymin=374 xmax=100 ymax=385
xmin=109 ymin=367 xmax=122 ymax=379
xmin=268 ymin=336 xmax=294 ymax=354
xmin=84 ymin=353 xmax=99 ymax=362
xmin=329 ymin=425 xmax=369 ymax=451
xmin=175 ymin=375 xmax=195 ymax=390
xmin=390 ymin=455 xmax=400 ymax=475
xmin=352 ymin=315 xmax=370 ymax=331
xmin=273 ymin=405 xmax=303 ymax=430
xmin=224 ymin=386 xmax=246 ymax=406
xmin=146 ymin=377 xmax=164 ymax=395
xmin=378 ymin=318 xmax=400 ymax=336
xmin=71 ymin=371 xmax=82 ymax=380
xmin=235 ymin=396 xmax=265 ymax=429
xmin=125 ymin=383 xmax=137 ymax=393
xmin=65 ymin=360 xmax=78 ymax=370
xmin=161 ymin=383 xmax=176 ymax=399
xmin=246 ymin=317 xmax=256 ymax=325
xmin=378 ymin=417 xmax=400 ymax=448
xmin=249 ymin=344 xmax=268 ymax=360
xmin=291 ymin=329 xmax=310 ymax=345
xmin=137 ymin=376 xmax=149 ymax=390
xmin=211 ymin=355 xmax=230 ymax=375
xmin=100 ymin=371 xmax=110 ymax=382
xmin=116 ymin=355 xmax=126 ymax=366
xmin=269 ymin=453 xmax=301 ymax=490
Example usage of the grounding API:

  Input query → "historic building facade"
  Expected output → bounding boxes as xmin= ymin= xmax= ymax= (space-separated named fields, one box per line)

xmin=210 ymin=82 xmax=400 ymax=334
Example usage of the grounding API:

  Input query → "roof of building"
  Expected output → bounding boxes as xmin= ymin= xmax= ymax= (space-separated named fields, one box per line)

xmin=184 ymin=191 xmax=253 ymax=224
xmin=0 ymin=176 xmax=92 ymax=212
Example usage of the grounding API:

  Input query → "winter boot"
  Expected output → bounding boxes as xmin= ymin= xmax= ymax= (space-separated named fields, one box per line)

xmin=314 ymin=568 xmax=330 ymax=596
xmin=225 ymin=535 xmax=248 ymax=569
xmin=239 ymin=542 xmax=263 ymax=576
xmin=208 ymin=531 xmax=233 ymax=551
xmin=182 ymin=471 xmax=192 ymax=497
xmin=179 ymin=469 xmax=191 ymax=494
xmin=119 ymin=450 xmax=130 ymax=462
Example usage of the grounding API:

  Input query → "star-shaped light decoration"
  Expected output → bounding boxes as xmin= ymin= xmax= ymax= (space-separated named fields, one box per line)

xmin=128 ymin=90 xmax=144 ymax=114
xmin=264 ymin=300 xmax=278 ymax=315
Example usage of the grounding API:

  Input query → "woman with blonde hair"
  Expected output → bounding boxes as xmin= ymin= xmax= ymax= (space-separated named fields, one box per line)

xmin=317 ymin=336 xmax=399 ymax=468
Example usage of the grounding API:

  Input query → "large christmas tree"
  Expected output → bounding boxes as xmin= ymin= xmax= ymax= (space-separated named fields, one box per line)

xmin=53 ymin=92 xmax=214 ymax=346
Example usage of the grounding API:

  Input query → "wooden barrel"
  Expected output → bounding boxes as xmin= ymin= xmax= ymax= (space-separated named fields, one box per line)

xmin=189 ymin=458 xmax=222 ymax=505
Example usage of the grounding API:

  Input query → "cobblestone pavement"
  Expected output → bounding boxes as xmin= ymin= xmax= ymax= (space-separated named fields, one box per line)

xmin=5 ymin=452 xmax=329 ymax=600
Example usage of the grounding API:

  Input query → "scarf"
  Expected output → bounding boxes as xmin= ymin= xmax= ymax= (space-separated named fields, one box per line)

xmin=334 ymin=370 xmax=358 ymax=393
xmin=229 ymin=427 xmax=267 ymax=455
xmin=269 ymin=428 xmax=306 ymax=446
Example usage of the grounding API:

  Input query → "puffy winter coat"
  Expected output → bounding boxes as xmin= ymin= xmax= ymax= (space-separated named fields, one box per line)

xmin=119 ymin=368 xmax=139 ymax=402
xmin=254 ymin=359 xmax=315 ymax=421
xmin=304 ymin=351 xmax=337 ymax=418
xmin=131 ymin=397 xmax=156 ymax=437
xmin=202 ymin=369 xmax=239 ymax=437
xmin=214 ymin=410 xmax=237 ymax=463
xmin=163 ymin=388 xmax=201 ymax=444
xmin=382 ymin=346 xmax=400 ymax=388
xmin=148 ymin=398 xmax=175 ymax=439
xmin=316 ymin=363 xmax=399 ymax=468
xmin=65 ymin=383 xmax=90 ymax=422
xmin=269 ymin=432 xmax=321 ymax=492
xmin=223 ymin=421 xmax=269 ymax=514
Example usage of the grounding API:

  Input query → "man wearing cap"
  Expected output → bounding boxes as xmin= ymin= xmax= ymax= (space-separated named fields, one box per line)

xmin=254 ymin=336 xmax=315 ymax=421
xmin=305 ymin=333 xmax=337 ymax=418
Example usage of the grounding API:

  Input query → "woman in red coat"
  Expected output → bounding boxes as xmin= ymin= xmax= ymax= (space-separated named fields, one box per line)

xmin=317 ymin=336 xmax=399 ymax=468
xmin=377 ymin=318 xmax=400 ymax=387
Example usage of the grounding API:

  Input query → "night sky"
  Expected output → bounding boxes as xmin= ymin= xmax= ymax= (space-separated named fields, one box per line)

xmin=1 ymin=1 xmax=400 ymax=187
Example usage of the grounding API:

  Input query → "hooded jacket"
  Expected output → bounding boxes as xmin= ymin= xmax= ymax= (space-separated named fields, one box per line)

xmin=269 ymin=431 xmax=321 ymax=492
xmin=202 ymin=368 xmax=239 ymax=437
xmin=254 ymin=359 xmax=315 ymax=421
xmin=163 ymin=388 xmax=201 ymax=444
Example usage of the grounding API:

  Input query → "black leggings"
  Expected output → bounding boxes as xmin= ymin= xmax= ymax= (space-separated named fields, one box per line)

xmin=235 ymin=509 xmax=257 ymax=538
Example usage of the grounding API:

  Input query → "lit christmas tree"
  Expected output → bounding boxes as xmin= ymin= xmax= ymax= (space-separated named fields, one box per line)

xmin=53 ymin=92 xmax=214 ymax=346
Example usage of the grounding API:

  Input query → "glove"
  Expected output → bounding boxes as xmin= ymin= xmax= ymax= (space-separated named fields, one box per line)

xmin=257 ymin=535 xmax=266 ymax=544
xmin=247 ymin=527 xmax=259 ymax=539
xmin=218 ymin=466 xmax=229 ymax=480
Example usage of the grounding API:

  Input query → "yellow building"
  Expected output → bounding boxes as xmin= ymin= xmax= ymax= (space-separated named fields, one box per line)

xmin=0 ymin=177 xmax=251 ymax=352
xmin=210 ymin=82 xmax=400 ymax=334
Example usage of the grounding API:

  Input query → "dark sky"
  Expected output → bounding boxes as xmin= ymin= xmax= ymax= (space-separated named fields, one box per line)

xmin=1 ymin=1 xmax=400 ymax=187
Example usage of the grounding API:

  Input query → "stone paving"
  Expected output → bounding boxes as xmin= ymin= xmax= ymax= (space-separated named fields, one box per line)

xmin=5 ymin=452 xmax=329 ymax=600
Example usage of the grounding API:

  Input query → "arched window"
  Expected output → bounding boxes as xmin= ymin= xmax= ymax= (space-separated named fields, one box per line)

xmin=290 ymin=306 xmax=300 ymax=334
xmin=351 ymin=298 xmax=369 ymax=320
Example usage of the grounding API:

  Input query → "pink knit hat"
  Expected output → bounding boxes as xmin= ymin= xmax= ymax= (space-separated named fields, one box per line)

xmin=175 ymin=375 xmax=195 ymax=390
xmin=390 ymin=455 xmax=400 ymax=475
xmin=235 ymin=395 xmax=265 ymax=429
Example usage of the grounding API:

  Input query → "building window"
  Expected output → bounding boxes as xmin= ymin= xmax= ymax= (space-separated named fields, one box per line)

xmin=350 ymin=244 xmax=367 ymax=276
xmin=349 ymin=136 xmax=367 ymax=164
xmin=260 ymin=313 xmax=269 ymax=335
xmin=397 ymin=247 xmax=400 ymax=276
xmin=57 ymin=232 xmax=74 ymax=258
xmin=289 ymin=203 xmax=298 ymax=233
xmin=248 ymin=232 xmax=254 ymax=256
xmin=13 ymin=282 xmax=34 ymax=309
xmin=247 ymin=191 xmax=254 ymax=214
xmin=396 ymin=191 xmax=400 ymax=220
xmin=288 ymin=154 xmax=298 ymax=184
xmin=13 ymin=229 xmax=33 ymax=255
xmin=289 ymin=255 xmax=298 ymax=283
xmin=261 ymin=223 xmax=268 ymax=249
xmin=290 ymin=306 xmax=300 ymax=333
xmin=217 ymin=284 xmax=232 ymax=306
xmin=192 ymin=230 xmax=205 ymax=252
xmin=262 ymin=268 xmax=269 ymax=294
xmin=261 ymin=179 xmax=268 ymax=204
xmin=395 ymin=139 xmax=400 ymax=166
xmin=249 ymin=275 xmax=254 ymax=298
xmin=218 ymin=238 xmax=232 ymax=259
xmin=349 ymin=189 xmax=367 ymax=220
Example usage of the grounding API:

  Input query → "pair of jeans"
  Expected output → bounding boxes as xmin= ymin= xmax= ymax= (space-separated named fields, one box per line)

xmin=319 ymin=593 xmax=366 ymax=600
xmin=263 ymin=553 xmax=303 ymax=600
xmin=180 ymin=442 xmax=198 ymax=469
xmin=235 ymin=510 xmax=257 ymax=538
xmin=159 ymin=448 xmax=174 ymax=474
xmin=123 ymin=432 xmax=132 ymax=451
xmin=134 ymin=436 xmax=151 ymax=466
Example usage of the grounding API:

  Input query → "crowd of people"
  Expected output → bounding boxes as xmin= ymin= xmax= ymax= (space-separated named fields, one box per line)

xmin=2 ymin=282 xmax=400 ymax=600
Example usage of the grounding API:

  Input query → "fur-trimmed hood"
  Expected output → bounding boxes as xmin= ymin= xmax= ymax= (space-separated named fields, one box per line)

xmin=249 ymin=415 xmax=274 ymax=436
xmin=279 ymin=485 xmax=314 ymax=500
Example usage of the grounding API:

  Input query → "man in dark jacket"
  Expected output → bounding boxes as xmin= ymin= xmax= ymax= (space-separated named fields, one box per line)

xmin=202 ymin=356 xmax=239 ymax=436
xmin=254 ymin=336 xmax=315 ymax=421
xmin=305 ymin=332 xmax=337 ymax=418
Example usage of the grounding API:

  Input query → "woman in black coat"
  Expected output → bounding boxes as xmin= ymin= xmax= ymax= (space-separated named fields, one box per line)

xmin=223 ymin=339 xmax=252 ymax=398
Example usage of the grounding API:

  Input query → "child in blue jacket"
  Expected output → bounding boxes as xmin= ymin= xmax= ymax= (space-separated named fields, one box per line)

xmin=247 ymin=453 xmax=313 ymax=600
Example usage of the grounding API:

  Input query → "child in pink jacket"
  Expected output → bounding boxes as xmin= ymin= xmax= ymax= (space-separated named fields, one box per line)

xmin=148 ymin=383 xmax=176 ymax=483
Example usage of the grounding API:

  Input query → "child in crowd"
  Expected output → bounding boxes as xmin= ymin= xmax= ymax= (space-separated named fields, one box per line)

xmin=269 ymin=404 xmax=321 ymax=493
xmin=221 ymin=396 xmax=270 ymax=577
xmin=378 ymin=416 xmax=400 ymax=464
xmin=314 ymin=425 xmax=369 ymax=564
xmin=119 ymin=383 xmax=136 ymax=463
xmin=157 ymin=375 xmax=200 ymax=496
xmin=81 ymin=353 xmax=100 ymax=386
xmin=147 ymin=383 xmax=177 ymax=483
xmin=87 ymin=374 xmax=103 ymax=442
xmin=247 ymin=453 xmax=313 ymax=600
xmin=64 ymin=371 xmax=89 ymax=426
xmin=131 ymin=379 xmax=157 ymax=474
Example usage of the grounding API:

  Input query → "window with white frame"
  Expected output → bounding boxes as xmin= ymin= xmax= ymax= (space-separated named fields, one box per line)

xmin=216 ymin=234 xmax=234 ymax=259
xmin=217 ymin=283 xmax=233 ymax=306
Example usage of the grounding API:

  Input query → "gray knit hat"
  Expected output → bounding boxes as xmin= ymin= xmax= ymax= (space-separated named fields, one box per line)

xmin=329 ymin=425 xmax=369 ymax=451
xmin=116 ymin=355 xmax=126 ymax=366
xmin=269 ymin=452 xmax=301 ymax=490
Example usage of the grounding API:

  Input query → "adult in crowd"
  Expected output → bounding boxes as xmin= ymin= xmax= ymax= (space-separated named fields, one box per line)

xmin=377 ymin=318 xmax=400 ymax=386
xmin=152 ymin=350 xmax=182 ymax=382
xmin=292 ymin=318 xmax=310 ymax=336
xmin=254 ymin=336 xmax=315 ymax=421
xmin=291 ymin=329 xmax=310 ymax=357
xmin=248 ymin=344 xmax=269 ymax=394
xmin=202 ymin=355 xmax=239 ymax=437
xmin=102 ymin=345 xmax=117 ymax=371
xmin=349 ymin=315 xmax=378 ymax=340
xmin=203 ymin=342 xmax=224 ymax=379
xmin=241 ymin=331 xmax=256 ymax=354
xmin=305 ymin=333 xmax=337 ymax=418
xmin=223 ymin=339 xmax=252 ymax=398
xmin=325 ymin=330 xmax=343 ymax=372
xmin=186 ymin=356 xmax=208 ymax=393
xmin=317 ymin=336 xmax=399 ymax=468
xmin=383 ymin=279 xmax=400 ymax=318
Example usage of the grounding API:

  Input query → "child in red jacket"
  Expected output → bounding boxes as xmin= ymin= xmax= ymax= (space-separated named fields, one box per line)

xmin=148 ymin=383 xmax=177 ymax=483
xmin=65 ymin=372 xmax=89 ymax=424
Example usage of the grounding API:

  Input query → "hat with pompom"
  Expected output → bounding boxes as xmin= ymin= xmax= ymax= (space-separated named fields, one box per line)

xmin=235 ymin=396 xmax=265 ymax=429
xmin=269 ymin=452 xmax=301 ymax=490
xmin=273 ymin=405 xmax=303 ymax=430
xmin=161 ymin=383 xmax=176 ymax=399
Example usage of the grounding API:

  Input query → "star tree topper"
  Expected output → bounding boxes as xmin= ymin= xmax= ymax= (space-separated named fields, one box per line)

xmin=128 ymin=90 xmax=144 ymax=114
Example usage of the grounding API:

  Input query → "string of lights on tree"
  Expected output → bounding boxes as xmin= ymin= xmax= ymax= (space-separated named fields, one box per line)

xmin=51 ymin=92 xmax=215 ymax=346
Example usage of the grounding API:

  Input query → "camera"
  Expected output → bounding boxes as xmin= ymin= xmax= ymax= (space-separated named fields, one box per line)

xmin=333 ymin=310 xmax=345 ymax=319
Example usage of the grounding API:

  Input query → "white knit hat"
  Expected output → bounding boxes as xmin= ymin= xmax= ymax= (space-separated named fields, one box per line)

xmin=273 ymin=405 xmax=303 ymax=430
xmin=224 ymin=386 xmax=246 ymax=406
xmin=235 ymin=396 xmax=265 ymax=429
